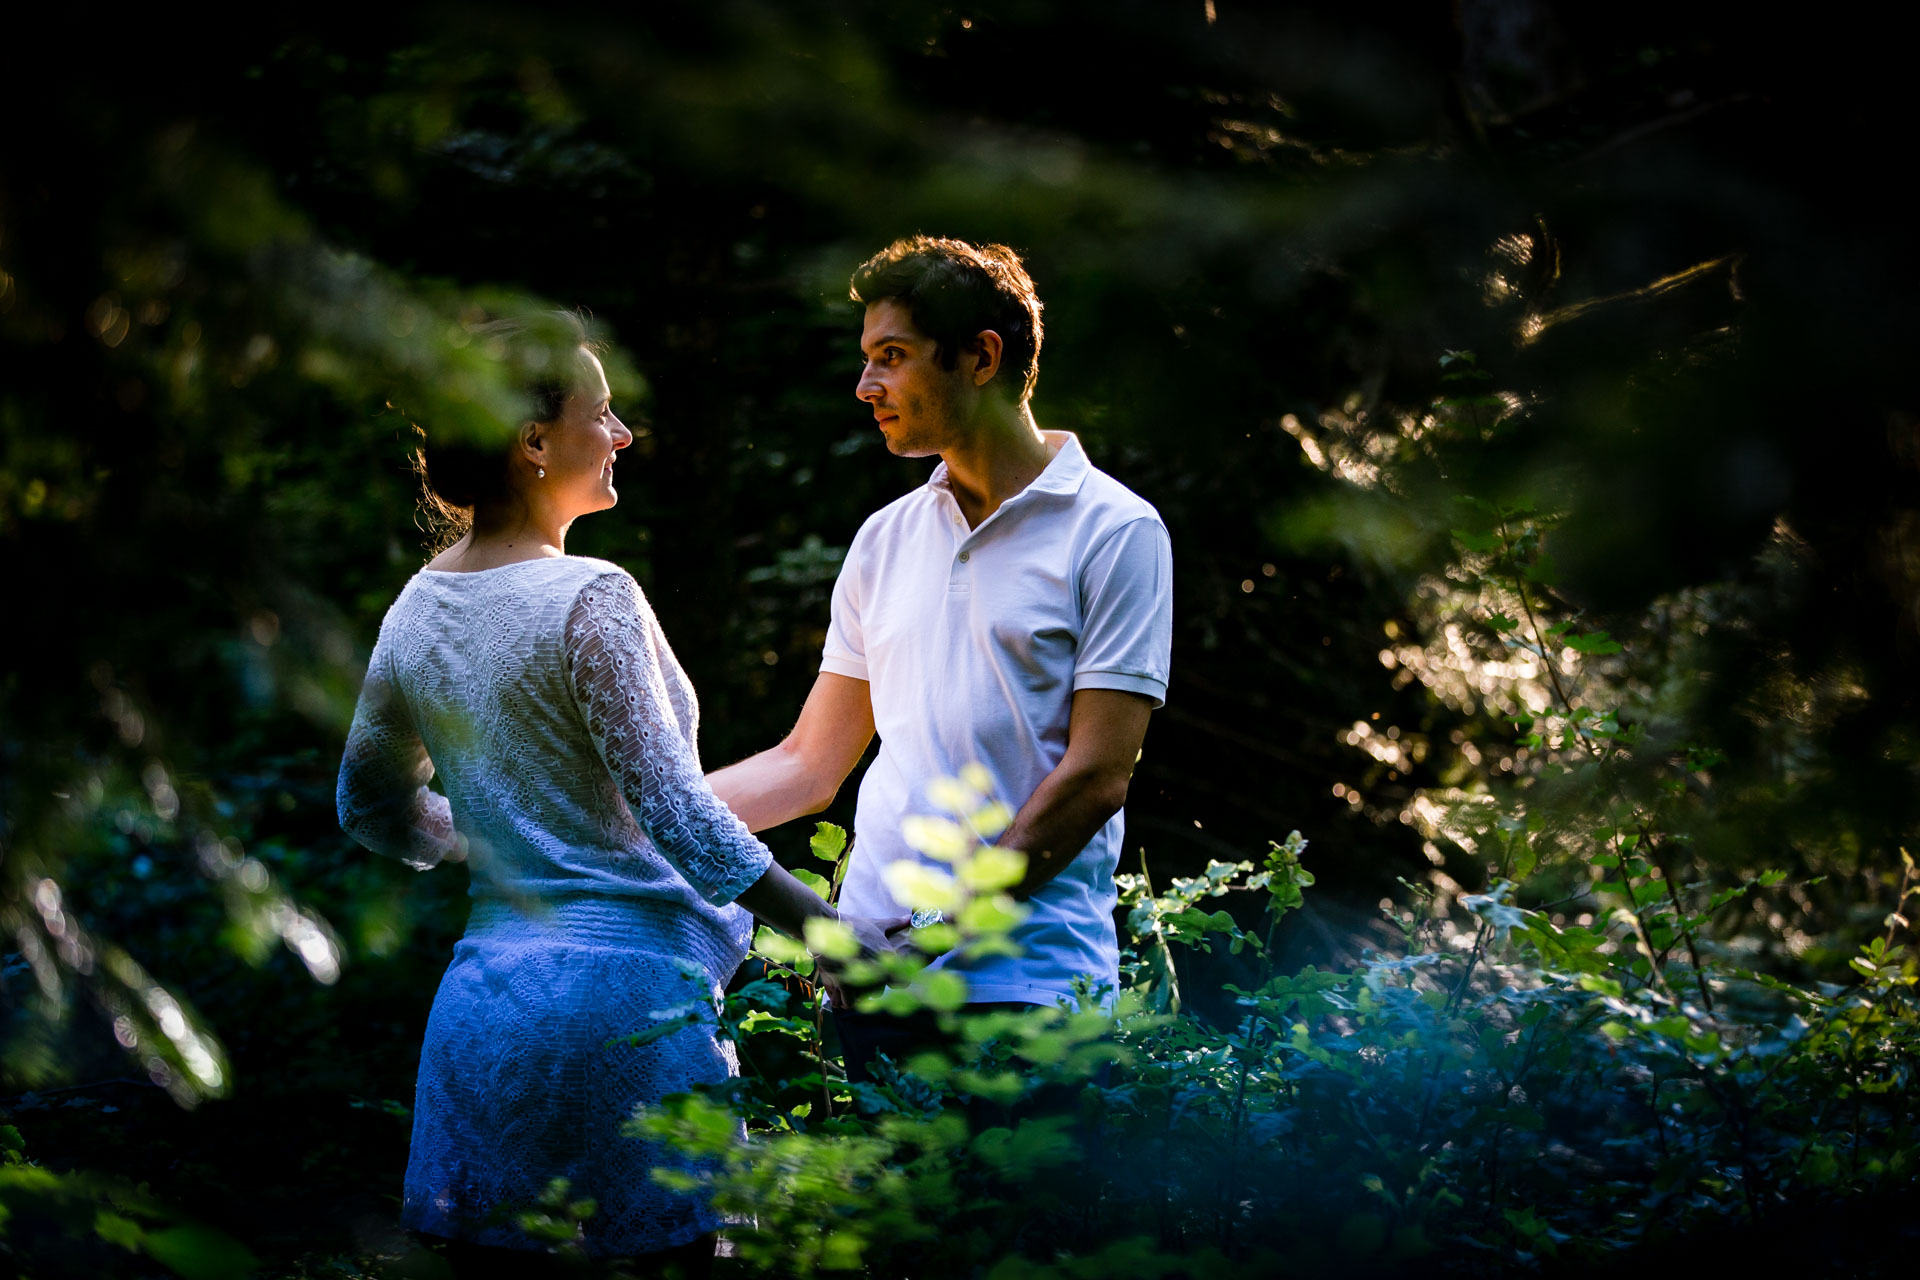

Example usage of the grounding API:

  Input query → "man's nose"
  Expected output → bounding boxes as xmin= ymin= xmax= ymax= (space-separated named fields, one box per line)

xmin=855 ymin=365 xmax=883 ymax=403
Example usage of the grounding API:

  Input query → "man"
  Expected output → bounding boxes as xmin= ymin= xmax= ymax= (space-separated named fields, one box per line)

xmin=708 ymin=235 xmax=1172 ymax=1075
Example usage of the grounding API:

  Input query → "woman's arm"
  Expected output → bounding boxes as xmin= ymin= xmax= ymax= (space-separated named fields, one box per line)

xmin=563 ymin=572 xmax=901 ymax=954
xmin=336 ymin=639 xmax=457 ymax=868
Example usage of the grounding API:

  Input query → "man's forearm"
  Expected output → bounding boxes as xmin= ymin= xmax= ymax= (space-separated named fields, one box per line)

xmin=710 ymin=672 xmax=875 ymax=834
xmin=998 ymin=762 xmax=1130 ymax=898
xmin=707 ymin=744 xmax=831 ymax=834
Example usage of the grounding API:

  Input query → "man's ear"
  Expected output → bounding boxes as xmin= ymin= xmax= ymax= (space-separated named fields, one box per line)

xmin=969 ymin=330 xmax=1005 ymax=387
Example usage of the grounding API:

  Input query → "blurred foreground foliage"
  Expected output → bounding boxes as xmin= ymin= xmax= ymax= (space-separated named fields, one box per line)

xmin=632 ymin=813 xmax=1917 ymax=1278
xmin=3 ymin=0 xmax=1917 ymax=1275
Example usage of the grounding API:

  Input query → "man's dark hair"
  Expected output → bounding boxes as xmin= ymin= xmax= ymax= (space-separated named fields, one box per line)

xmin=850 ymin=236 xmax=1044 ymax=403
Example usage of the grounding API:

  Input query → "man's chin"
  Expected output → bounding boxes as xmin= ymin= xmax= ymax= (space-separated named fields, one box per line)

xmin=882 ymin=432 xmax=938 ymax=459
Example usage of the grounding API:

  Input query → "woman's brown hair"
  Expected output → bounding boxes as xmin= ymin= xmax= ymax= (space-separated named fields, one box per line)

xmin=411 ymin=308 xmax=598 ymax=549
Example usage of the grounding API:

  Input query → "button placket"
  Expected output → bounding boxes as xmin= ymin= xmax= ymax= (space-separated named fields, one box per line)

xmin=949 ymin=503 xmax=974 ymax=592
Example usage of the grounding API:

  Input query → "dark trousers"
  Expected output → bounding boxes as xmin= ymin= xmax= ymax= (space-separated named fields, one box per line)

xmin=834 ymin=1001 xmax=1040 ymax=1086
xmin=832 ymin=1003 xmax=1111 ymax=1138
xmin=417 ymin=1233 xmax=714 ymax=1279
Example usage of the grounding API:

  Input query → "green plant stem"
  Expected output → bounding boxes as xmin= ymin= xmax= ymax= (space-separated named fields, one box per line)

xmin=1448 ymin=826 xmax=1521 ymax=1017
xmin=819 ymin=841 xmax=852 ymax=1118
xmin=1608 ymin=829 xmax=1676 ymax=1001
xmin=1221 ymin=1019 xmax=1262 ymax=1252
xmin=1641 ymin=824 xmax=1714 ymax=1012
xmin=813 ymin=989 xmax=833 ymax=1120
xmin=1496 ymin=519 xmax=1691 ymax=1008
xmin=1445 ymin=918 xmax=1492 ymax=1015
xmin=1497 ymin=518 xmax=1597 ymax=761
xmin=1140 ymin=850 xmax=1184 ymax=1014
xmin=1885 ymin=857 xmax=1916 ymax=953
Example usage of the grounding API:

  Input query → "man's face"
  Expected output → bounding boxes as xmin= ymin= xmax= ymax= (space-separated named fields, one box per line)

xmin=856 ymin=299 xmax=972 ymax=457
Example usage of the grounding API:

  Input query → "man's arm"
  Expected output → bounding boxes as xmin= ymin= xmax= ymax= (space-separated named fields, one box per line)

xmin=1000 ymin=688 xmax=1155 ymax=898
xmin=707 ymin=672 xmax=876 ymax=833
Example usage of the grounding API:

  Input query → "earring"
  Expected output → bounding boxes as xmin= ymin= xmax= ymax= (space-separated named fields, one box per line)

xmin=537 ymin=467 xmax=546 ymax=479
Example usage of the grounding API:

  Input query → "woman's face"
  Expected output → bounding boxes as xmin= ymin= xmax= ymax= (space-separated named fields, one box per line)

xmin=535 ymin=350 xmax=632 ymax=518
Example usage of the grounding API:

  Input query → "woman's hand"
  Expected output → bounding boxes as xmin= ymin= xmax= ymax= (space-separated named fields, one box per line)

xmin=819 ymin=914 xmax=909 ymax=1009
xmin=735 ymin=865 xmax=914 ymax=1004
xmin=841 ymin=914 xmax=912 ymax=961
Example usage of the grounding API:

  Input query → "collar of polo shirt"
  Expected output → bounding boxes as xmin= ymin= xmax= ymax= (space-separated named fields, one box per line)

xmin=925 ymin=430 xmax=1091 ymax=504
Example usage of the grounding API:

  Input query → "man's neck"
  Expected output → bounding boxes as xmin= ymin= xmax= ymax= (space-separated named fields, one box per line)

xmin=940 ymin=402 xmax=1054 ymax=529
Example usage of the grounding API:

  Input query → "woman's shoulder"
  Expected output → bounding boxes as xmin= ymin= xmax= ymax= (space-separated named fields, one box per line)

xmin=547 ymin=557 xmax=661 ymax=634
xmin=563 ymin=554 xmax=635 ymax=583
xmin=406 ymin=554 xmax=634 ymax=591
xmin=555 ymin=556 xmax=648 ymax=606
xmin=378 ymin=557 xmax=644 ymax=634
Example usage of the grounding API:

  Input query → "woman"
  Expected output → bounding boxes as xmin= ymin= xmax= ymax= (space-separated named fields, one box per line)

xmin=336 ymin=312 xmax=897 ymax=1274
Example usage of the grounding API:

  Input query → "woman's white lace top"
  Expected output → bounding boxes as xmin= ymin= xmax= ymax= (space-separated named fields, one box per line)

xmin=335 ymin=555 xmax=771 ymax=979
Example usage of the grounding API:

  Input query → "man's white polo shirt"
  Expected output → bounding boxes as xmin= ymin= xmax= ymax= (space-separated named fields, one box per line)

xmin=823 ymin=431 xmax=1173 ymax=1005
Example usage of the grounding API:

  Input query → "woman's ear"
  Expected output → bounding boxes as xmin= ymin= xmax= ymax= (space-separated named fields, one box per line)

xmin=518 ymin=419 xmax=546 ymax=469
xmin=970 ymin=329 xmax=1005 ymax=387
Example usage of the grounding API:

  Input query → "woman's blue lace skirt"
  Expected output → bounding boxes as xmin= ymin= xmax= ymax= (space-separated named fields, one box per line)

xmin=402 ymin=895 xmax=738 ymax=1255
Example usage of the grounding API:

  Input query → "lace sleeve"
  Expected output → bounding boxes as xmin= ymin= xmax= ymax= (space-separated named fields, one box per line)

xmin=336 ymin=635 xmax=456 ymax=869
xmin=565 ymin=571 xmax=774 ymax=905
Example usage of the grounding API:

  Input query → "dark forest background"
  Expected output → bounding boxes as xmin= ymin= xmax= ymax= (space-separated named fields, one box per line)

xmin=4 ymin=2 xmax=1918 ymax=1275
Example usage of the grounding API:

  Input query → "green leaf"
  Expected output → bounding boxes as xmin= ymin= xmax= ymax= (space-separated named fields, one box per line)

xmin=810 ymin=821 xmax=849 ymax=863
xmin=910 ymin=922 xmax=960 ymax=955
xmin=900 ymin=815 xmax=972 ymax=862
xmin=803 ymin=918 xmax=860 ymax=962
xmin=955 ymin=1070 xmax=1032 ymax=1106
xmin=753 ymin=927 xmax=810 ymax=966
xmin=914 ymin=969 xmax=969 ymax=1012
xmin=959 ymin=845 xmax=1027 ymax=894
xmin=1564 ymin=631 xmax=1623 ymax=655
xmin=612 ymin=1001 xmax=708 ymax=1049
xmin=958 ymin=894 xmax=1030 ymax=937
xmin=1801 ymin=1144 xmax=1841 ymax=1186
xmin=140 ymin=1225 xmax=259 ymax=1280
xmin=819 ymin=1230 xmax=866 ymax=1271
xmin=95 ymin=1210 xmax=147 ymax=1252
xmin=1460 ymin=883 xmax=1527 ymax=941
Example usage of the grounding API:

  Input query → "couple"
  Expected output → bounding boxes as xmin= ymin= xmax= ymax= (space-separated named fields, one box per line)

xmin=336 ymin=236 xmax=1173 ymax=1271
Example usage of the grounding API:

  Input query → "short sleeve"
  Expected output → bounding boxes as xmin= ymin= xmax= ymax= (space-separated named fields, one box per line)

xmin=820 ymin=523 xmax=870 ymax=682
xmin=565 ymin=571 xmax=774 ymax=905
xmin=1074 ymin=517 xmax=1173 ymax=707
